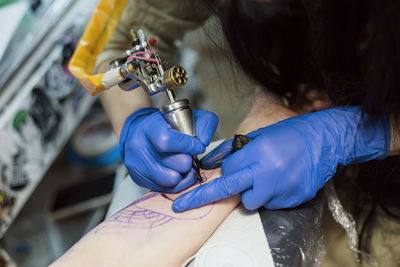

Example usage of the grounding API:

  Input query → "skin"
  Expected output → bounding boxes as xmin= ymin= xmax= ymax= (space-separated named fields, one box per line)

xmin=98 ymin=62 xmax=151 ymax=139
xmin=50 ymin=168 xmax=240 ymax=267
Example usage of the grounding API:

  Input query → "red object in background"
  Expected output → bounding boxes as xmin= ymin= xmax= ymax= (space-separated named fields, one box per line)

xmin=148 ymin=38 xmax=157 ymax=46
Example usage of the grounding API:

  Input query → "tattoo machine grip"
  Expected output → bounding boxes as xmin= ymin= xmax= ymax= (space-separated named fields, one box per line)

xmin=161 ymin=99 xmax=202 ymax=180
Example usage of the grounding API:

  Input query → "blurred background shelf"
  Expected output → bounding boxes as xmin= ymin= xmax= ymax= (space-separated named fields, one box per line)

xmin=0 ymin=0 xmax=101 ymax=240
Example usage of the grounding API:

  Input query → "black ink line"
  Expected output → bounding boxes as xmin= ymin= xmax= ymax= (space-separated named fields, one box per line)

xmin=161 ymin=194 xmax=174 ymax=202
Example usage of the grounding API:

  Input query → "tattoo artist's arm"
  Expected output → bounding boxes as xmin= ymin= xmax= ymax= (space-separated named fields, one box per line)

xmin=97 ymin=61 xmax=151 ymax=139
xmin=50 ymin=168 xmax=240 ymax=267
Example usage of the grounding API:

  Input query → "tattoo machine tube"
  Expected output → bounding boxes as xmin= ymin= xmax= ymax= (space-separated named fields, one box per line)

xmin=161 ymin=99 xmax=195 ymax=137
xmin=162 ymin=99 xmax=202 ymax=181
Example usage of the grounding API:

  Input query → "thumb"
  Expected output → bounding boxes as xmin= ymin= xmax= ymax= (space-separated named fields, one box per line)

xmin=172 ymin=166 xmax=254 ymax=212
xmin=244 ymin=127 xmax=265 ymax=140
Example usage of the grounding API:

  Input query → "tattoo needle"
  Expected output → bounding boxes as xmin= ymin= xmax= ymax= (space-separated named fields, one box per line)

xmin=192 ymin=155 xmax=202 ymax=183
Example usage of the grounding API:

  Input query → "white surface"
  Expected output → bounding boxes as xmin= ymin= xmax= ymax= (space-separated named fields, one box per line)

xmin=0 ymin=1 xmax=29 ymax=61
xmin=183 ymin=205 xmax=274 ymax=267
xmin=190 ymin=243 xmax=257 ymax=267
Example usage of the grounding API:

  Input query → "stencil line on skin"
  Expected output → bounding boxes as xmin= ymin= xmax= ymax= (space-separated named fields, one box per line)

xmin=95 ymin=174 xmax=214 ymax=233
xmin=96 ymin=203 xmax=214 ymax=233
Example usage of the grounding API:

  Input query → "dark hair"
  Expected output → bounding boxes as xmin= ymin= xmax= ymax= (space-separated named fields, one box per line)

xmin=207 ymin=0 xmax=400 ymax=113
xmin=205 ymin=0 xmax=400 ymax=259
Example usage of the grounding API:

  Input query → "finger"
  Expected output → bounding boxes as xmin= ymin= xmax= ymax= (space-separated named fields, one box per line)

xmin=241 ymin=187 xmax=273 ymax=210
xmin=193 ymin=110 xmax=219 ymax=146
xmin=146 ymin=112 xmax=204 ymax=154
xmin=264 ymin=197 xmax=300 ymax=210
xmin=159 ymin=153 xmax=192 ymax=174
xmin=126 ymin=166 xmax=164 ymax=191
xmin=220 ymin=144 xmax=254 ymax=174
xmin=200 ymin=139 xmax=234 ymax=170
xmin=264 ymin=189 xmax=316 ymax=210
xmin=172 ymin=167 xmax=254 ymax=212
xmin=146 ymin=161 xmax=182 ymax=188
xmin=162 ymin=168 xmax=198 ymax=194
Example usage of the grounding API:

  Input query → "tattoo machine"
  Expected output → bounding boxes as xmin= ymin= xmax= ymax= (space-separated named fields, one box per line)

xmin=104 ymin=29 xmax=201 ymax=178
xmin=69 ymin=27 xmax=201 ymax=179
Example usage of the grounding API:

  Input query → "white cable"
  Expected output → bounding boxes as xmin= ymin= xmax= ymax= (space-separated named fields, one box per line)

xmin=101 ymin=68 xmax=125 ymax=89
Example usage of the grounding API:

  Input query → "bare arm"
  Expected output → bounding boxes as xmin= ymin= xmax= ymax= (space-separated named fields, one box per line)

xmin=97 ymin=61 xmax=151 ymax=139
xmin=50 ymin=168 xmax=240 ymax=267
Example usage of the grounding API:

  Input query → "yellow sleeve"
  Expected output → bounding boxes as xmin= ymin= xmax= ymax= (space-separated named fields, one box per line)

xmin=95 ymin=0 xmax=212 ymax=71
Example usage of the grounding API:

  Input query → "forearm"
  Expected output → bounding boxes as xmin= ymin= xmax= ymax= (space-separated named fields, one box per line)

xmin=51 ymin=169 xmax=240 ymax=267
xmin=97 ymin=61 xmax=151 ymax=139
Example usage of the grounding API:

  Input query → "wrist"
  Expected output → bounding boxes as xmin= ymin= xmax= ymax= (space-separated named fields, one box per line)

xmin=304 ymin=106 xmax=391 ymax=165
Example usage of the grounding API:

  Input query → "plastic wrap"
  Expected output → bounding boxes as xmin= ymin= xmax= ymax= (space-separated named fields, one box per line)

xmin=259 ymin=192 xmax=324 ymax=267
xmin=68 ymin=0 xmax=127 ymax=95
xmin=324 ymin=181 xmax=377 ymax=265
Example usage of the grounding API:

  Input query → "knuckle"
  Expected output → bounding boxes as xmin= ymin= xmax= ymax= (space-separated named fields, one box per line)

xmin=242 ymin=198 xmax=257 ymax=210
xmin=180 ymin=155 xmax=192 ymax=171
xmin=155 ymin=134 xmax=171 ymax=152
xmin=220 ymin=178 xmax=238 ymax=197
xmin=187 ymin=138 xmax=203 ymax=154
xmin=164 ymin=170 xmax=180 ymax=186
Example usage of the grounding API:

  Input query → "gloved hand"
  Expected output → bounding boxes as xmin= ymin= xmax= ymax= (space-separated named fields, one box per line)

xmin=120 ymin=107 xmax=218 ymax=193
xmin=173 ymin=106 xmax=390 ymax=211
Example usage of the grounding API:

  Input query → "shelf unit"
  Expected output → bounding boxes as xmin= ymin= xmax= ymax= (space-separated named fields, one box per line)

xmin=0 ymin=0 xmax=100 ymax=238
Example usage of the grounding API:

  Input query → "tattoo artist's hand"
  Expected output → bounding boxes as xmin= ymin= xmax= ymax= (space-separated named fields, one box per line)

xmin=120 ymin=108 xmax=218 ymax=193
xmin=173 ymin=106 xmax=390 ymax=211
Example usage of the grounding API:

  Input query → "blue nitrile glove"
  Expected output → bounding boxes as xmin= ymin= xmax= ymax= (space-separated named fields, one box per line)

xmin=120 ymin=107 xmax=218 ymax=193
xmin=173 ymin=106 xmax=391 ymax=211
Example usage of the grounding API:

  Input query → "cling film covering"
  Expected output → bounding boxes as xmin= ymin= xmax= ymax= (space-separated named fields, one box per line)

xmin=68 ymin=0 xmax=128 ymax=95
